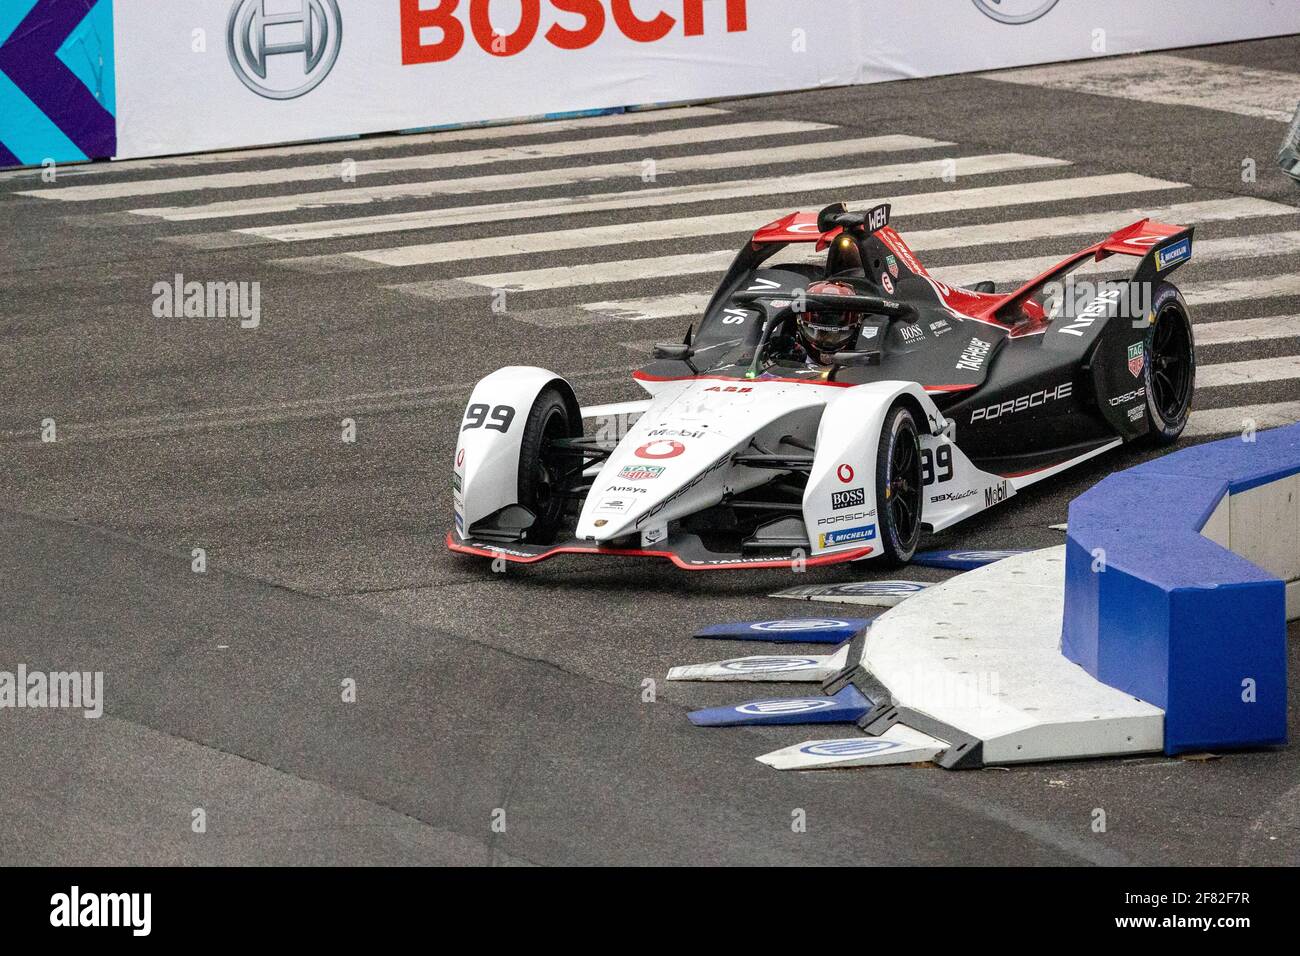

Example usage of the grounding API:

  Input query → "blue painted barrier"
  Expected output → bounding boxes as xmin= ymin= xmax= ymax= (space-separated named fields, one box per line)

xmin=1062 ymin=425 xmax=1299 ymax=754
xmin=0 ymin=0 xmax=116 ymax=167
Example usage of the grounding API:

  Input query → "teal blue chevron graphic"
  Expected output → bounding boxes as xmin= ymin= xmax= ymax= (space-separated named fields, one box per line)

xmin=0 ymin=0 xmax=116 ymax=168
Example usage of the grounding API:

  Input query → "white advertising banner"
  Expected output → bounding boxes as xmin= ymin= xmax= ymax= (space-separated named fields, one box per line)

xmin=113 ymin=0 xmax=1300 ymax=160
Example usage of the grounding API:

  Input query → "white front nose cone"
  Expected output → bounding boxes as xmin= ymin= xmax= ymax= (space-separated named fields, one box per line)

xmin=577 ymin=439 xmax=704 ymax=542
xmin=576 ymin=378 xmax=831 ymax=543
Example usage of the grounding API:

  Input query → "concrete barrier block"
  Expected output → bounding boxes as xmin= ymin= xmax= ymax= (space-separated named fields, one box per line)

xmin=1063 ymin=424 xmax=1299 ymax=754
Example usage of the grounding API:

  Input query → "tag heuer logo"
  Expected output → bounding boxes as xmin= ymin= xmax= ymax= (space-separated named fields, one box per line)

xmin=972 ymin=0 xmax=1060 ymax=25
xmin=831 ymin=488 xmax=865 ymax=510
xmin=228 ymin=0 xmax=343 ymax=100
xmin=618 ymin=465 xmax=664 ymax=481
xmin=1127 ymin=341 xmax=1145 ymax=378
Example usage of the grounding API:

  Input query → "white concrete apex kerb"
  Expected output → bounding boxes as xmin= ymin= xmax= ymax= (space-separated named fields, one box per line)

xmin=860 ymin=547 xmax=1164 ymax=765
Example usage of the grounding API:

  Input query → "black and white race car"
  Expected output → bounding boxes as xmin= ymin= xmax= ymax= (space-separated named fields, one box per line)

xmin=449 ymin=202 xmax=1196 ymax=570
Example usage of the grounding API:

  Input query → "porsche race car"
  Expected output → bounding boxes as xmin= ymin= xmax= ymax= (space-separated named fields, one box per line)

xmin=448 ymin=202 xmax=1196 ymax=569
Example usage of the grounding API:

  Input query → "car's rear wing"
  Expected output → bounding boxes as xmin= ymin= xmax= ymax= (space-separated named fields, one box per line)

xmin=992 ymin=219 xmax=1193 ymax=326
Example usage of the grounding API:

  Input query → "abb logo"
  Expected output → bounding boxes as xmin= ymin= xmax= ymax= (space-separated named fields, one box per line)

xmin=401 ymin=0 xmax=748 ymax=63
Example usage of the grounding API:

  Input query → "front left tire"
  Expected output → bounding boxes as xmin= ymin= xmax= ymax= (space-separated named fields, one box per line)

xmin=517 ymin=385 xmax=577 ymax=544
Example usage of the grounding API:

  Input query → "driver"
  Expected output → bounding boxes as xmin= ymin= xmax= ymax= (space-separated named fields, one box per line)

xmin=774 ymin=280 xmax=865 ymax=366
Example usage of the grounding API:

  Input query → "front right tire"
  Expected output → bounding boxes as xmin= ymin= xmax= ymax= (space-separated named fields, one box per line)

xmin=875 ymin=403 xmax=924 ymax=566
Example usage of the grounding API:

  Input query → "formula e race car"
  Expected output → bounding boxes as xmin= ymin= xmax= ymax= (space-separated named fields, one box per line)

xmin=448 ymin=202 xmax=1196 ymax=570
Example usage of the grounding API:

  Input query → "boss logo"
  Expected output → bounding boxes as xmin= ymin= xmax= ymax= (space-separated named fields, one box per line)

xmin=831 ymin=488 xmax=865 ymax=510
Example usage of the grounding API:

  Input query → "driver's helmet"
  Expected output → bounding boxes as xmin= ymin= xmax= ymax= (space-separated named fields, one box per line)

xmin=798 ymin=281 xmax=864 ymax=360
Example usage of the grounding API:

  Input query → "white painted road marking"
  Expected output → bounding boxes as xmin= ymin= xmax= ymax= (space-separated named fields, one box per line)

xmin=984 ymin=54 xmax=1300 ymax=122
xmin=1198 ymin=354 xmax=1300 ymax=388
xmin=1193 ymin=313 xmax=1300 ymax=347
xmin=899 ymin=199 xmax=1293 ymax=254
xmin=935 ymin=230 xmax=1300 ymax=288
xmin=131 ymin=136 xmax=954 ymax=222
xmin=1176 ymin=273 xmax=1300 ymax=307
xmin=18 ymin=120 xmax=834 ymax=202
xmin=293 ymin=195 xmax=1290 ymax=271
xmin=1186 ymin=402 xmax=1300 ymax=437
xmin=503 ymin=273 xmax=1300 ymax=328
xmin=0 ymin=106 xmax=732 ymax=180
xmin=234 ymin=153 xmax=1073 ymax=243
xmin=398 ymin=220 xmax=1293 ymax=301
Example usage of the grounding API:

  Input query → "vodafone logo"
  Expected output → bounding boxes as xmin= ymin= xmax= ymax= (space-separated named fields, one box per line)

xmin=837 ymin=463 xmax=854 ymax=483
xmin=456 ymin=448 xmax=466 ymax=467
xmin=401 ymin=0 xmax=749 ymax=64
xmin=636 ymin=439 xmax=685 ymax=460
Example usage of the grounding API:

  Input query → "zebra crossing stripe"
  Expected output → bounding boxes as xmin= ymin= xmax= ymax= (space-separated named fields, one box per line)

xmin=934 ymin=230 xmax=1300 ymax=288
xmin=982 ymin=55 xmax=1300 ymax=123
xmin=0 ymin=105 xmax=731 ymax=179
xmin=135 ymin=135 xmax=954 ymax=222
xmin=1185 ymin=402 xmax=1300 ymax=437
xmin=399 ymin=219 xmax=1297 ymax=303
xmin=17 ymin=120 xmax=835 ymax=202
xmin=506 ymin=274 xmax=1300 ymax=329
xmin=1192 ymin=313 xmax=1300 ymax=347
xmin=295 ymin=195 xmax=1291 ymax=273
xmin=1179 ymin=274 xmax=1300 ymax=307
xmin=899 ymin=198 xmax=1293 ymax=253
xmin=233 ymin=153 xmax=1071 ymax=244
xmin=1197 ymin=354 xmax=1300 ymax=388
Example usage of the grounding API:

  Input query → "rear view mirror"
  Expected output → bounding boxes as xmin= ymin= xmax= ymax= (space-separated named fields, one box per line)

xmin=653 ymin=343 xmax=695 ymax=361
xmin=830 ymin=350 xmax=881 ymax=367
xmin=817 ymin=201 xmax=849 ymax=234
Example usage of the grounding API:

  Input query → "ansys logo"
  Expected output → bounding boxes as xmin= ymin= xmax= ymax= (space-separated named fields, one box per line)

xmin=228 ymin=0 xmax=343 ymax=100
xmin=972 ymin=0 xmax=1059 ymax=24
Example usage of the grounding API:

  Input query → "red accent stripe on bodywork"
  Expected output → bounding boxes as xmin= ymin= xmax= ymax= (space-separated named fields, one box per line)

xmin=446 ymin=533 xmax=872 ymax=570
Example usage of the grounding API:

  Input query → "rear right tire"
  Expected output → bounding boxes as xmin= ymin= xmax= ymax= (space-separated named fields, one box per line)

xmin=1143 ymin=282 xmax=1195 ymax=445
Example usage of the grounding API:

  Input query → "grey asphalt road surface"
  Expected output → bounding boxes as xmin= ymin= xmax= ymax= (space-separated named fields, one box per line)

xmin=1 ymin=37 xmax=1298 ymax=865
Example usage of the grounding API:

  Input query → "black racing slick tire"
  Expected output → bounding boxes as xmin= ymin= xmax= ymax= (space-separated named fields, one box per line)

xmin=875 ymin=403 xmax=924 ymax=567
xmin=517 ymin=385 xmax=576 ymax=544
xmin=1143 ymin=282 xmax=1196 ymax=445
